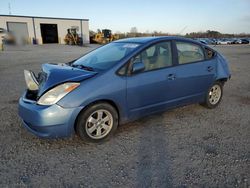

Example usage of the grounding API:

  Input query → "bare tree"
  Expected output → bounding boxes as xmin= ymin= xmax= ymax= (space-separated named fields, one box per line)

xmin=130 ymin=27 xmax=138 ymax=34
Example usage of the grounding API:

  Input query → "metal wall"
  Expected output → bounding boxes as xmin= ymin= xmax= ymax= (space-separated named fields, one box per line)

xmin=0 ymin=15 xmax=89 ymax=45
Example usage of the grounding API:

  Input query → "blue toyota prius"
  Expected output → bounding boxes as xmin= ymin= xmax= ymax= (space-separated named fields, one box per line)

xmin=18 ymin=37 xmax=231 ymax=142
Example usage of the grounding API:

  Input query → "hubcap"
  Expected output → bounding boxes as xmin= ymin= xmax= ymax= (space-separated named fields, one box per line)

xmin=209 ymin=84 xmax=222 ymax=105
xmin=85 ymin=109 xmax=113 ymax=139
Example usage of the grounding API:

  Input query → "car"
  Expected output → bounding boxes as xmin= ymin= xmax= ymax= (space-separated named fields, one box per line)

xmin=18 ymin=36 xmax=231 ymax=142
xmin=198 ymin=40 xmax=208 ymax=45
xmin=195 ymin=38 xmax=208 ymax=45
xmin=216 ymin=39 xmax=231 ymax=45
xmin=231 ymin=39 xmax=242 ymax=44
xmin=195 ymin=38 xmax=214 ymax=45
xmin=240 ymin=39 xmax=249 ymax=44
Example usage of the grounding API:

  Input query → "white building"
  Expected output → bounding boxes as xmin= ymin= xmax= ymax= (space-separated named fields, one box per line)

xmin=0 ymin=15 xmax=89 ymax=45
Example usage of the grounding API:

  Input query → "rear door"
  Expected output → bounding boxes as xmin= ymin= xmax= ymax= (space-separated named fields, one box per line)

xmin=172 ymin=41 xmax=216 ymax=102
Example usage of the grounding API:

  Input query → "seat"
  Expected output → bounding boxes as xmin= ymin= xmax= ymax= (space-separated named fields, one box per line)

xmin=141 ymin=51 xmax=152 ymax=71
xmin=156 ymin=50 xmax=172 ymax=68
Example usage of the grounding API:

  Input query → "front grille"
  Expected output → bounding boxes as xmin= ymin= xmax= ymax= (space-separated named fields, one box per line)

xmin=25 ymin=90 xmax=38 ymax=101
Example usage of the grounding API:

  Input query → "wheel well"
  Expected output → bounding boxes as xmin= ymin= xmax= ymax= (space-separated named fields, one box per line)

xmin=216 ymin=78 xmax=228 ymax=85
xmin=74 ymin=100 xmax=120 ymax=132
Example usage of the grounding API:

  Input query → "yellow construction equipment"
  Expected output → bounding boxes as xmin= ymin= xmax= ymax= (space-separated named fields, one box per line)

xmin=64 ymin=28 xmax=82 ymax=45
xmin=91 ymin=29 xmax=119 ymax=44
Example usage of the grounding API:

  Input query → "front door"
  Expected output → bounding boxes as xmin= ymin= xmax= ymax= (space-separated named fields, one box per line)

xmin=126 ymin=41 xmax=177 ymax=118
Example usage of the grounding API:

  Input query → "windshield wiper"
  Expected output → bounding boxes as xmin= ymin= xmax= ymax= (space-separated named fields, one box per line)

xmin=71 ymin=64 xmax=94 ymax=71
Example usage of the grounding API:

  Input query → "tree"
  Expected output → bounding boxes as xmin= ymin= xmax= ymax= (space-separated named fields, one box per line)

xmin=130 ymin=27 xmax=138 ymax=34
xmin=185 ymin=30 xmax=223 ymax=38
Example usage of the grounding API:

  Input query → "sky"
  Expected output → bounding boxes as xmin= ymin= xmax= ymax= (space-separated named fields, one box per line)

xmin=0 ymin=0 xmax=250 ymax=34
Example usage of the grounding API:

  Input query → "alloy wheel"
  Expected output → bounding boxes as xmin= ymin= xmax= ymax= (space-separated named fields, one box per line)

xmin=85 ymin=109 xmax=113 ymax=139
xmin=209 ymin=84 xmax=222 ymax=105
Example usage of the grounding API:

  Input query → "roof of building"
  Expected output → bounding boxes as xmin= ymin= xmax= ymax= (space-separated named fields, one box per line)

xmin=0 ymin=14 xmax=89 ymax=21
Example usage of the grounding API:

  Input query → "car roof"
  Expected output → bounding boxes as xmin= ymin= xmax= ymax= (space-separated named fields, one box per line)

xmin=114 ymin=36 xmax=201 ymax=44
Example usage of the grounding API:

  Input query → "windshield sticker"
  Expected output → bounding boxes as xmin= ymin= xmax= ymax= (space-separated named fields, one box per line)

xmin=123 ymin=44 xmax=139 ymax=48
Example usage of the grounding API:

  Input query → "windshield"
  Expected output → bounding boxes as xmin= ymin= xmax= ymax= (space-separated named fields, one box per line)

xmin=73 ymin=42 xmax=140 ymax=71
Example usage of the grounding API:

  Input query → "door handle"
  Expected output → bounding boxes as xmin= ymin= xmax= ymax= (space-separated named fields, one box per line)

xmin=207 ymin=66 xmax=214 ymax=72
xmin=167 ymin=74 xmax=176 ymax=80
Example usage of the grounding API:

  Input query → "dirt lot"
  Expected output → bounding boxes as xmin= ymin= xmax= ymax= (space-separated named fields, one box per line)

xmin=0 ymin=44 xmax=249 ymax=187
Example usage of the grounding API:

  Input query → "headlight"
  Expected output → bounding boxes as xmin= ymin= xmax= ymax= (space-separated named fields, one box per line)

xmin=24 ymin=70 xmax=39 ymax=91
xmin=37 ymin=82 xmax=80 ymax=105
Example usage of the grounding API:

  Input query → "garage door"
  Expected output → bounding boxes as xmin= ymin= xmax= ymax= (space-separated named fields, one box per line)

xmin=40 ymin=24 xmax=58 ymax=43
xmin=7 ymin=22 xmax=29 ymax=44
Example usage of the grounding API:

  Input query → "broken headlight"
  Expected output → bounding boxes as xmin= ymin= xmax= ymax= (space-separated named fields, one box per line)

xmin=24 ymin=70 xmax=39 ymax=91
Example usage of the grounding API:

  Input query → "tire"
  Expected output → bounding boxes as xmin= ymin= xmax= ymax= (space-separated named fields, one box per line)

xmin=201 ymin=82 xmax=223 ymax=109
xmin=76 ymin=103 xmax=118 ymax=142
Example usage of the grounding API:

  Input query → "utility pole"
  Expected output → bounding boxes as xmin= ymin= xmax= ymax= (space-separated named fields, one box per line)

xmin=8 ymin=2 xmax=12 ymax=15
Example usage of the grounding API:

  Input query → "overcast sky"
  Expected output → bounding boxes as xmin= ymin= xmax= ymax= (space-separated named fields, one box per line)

xmin=0 ymin=0 xmax=250 ymax=34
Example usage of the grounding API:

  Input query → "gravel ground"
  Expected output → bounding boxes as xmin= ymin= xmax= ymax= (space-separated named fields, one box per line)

xmin=0 ymin=44 xmax=249 ymax=187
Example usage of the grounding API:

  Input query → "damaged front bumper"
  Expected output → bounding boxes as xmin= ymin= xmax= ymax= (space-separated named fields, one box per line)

xmin=18 ymin=92 xmax=83 ymax=138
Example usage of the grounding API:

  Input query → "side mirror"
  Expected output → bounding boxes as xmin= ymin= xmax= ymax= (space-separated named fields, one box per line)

xmin=132 ymin=62 xmax=145 ymax=74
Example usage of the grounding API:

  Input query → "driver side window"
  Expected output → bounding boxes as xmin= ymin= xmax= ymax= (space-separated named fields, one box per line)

xmin=131 ymin=41 xmax=173 ymax=72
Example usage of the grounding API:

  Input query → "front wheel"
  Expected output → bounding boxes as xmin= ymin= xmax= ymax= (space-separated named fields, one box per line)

xmin=201 ymin=82 xmax=223 ymax=109
xmin=76 ymin=103 xmax=118 ymax=142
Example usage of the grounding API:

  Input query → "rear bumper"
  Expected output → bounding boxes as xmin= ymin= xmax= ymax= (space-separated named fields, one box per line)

xmin=18 ymin=96 xmax=83 ymax=138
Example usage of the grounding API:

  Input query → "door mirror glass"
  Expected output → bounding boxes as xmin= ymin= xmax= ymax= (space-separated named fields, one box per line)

xmin=132 ymin=62 xmax=145 ymax=74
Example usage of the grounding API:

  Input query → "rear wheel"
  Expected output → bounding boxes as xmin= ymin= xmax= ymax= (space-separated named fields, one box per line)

xmin=76 ymin=103 xmax=118 ymax=142
xmin=201 ymin=82 xmax=223 ymax=109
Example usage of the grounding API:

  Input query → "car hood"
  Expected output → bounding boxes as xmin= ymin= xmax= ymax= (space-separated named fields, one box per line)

xmin=37 ymin=63 xmax=97 ymax=97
